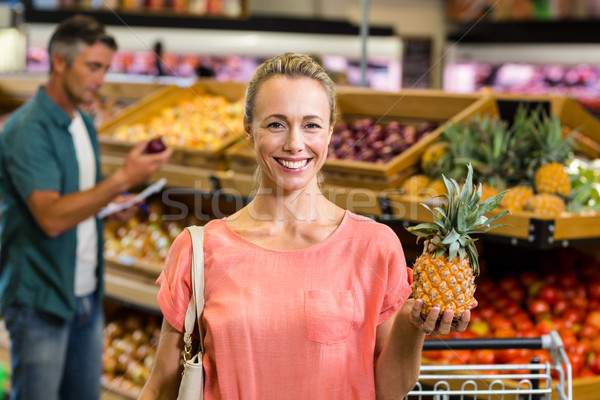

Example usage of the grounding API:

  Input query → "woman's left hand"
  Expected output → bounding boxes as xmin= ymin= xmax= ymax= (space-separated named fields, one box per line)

xmin=402 ymin=298 xmax=476 ymax=337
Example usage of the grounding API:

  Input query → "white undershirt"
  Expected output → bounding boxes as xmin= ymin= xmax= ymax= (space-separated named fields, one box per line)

xmin=69 ymin=111 xmax=98 ymax=296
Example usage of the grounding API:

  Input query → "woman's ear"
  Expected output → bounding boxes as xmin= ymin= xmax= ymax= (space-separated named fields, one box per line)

xmin=245 ymin=125 xmax=253 ymax=143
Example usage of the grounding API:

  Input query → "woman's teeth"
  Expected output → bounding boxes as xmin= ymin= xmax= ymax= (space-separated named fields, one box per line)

xmin=277 ymin=159 xmax=308 ymax=169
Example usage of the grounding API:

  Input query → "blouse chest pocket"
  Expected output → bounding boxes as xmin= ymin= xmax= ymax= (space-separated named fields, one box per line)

xmin=304 ymin=289 xmax=356 ymax=345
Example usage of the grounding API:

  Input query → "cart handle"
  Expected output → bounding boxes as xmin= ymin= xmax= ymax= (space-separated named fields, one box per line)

xmin=423 ymin=335 xmax=552 ymax=351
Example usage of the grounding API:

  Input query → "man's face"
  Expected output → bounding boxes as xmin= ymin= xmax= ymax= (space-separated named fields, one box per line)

xmin=54 ymin=42 xmax=114 ymax=107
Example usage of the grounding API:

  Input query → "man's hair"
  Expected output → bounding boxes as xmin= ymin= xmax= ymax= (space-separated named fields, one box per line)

xmin=48 ymin=14 xmax=117 ymax=71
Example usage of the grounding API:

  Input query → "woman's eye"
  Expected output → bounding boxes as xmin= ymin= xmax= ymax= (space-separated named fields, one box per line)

xmin=267 ymin=122 xmax=284 ymax=129
xmin=306 ymin=123 xmax=321 ymax=130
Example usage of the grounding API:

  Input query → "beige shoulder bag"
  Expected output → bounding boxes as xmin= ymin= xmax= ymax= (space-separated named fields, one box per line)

xmin=177 ymin=225 xmax=205 ymax=400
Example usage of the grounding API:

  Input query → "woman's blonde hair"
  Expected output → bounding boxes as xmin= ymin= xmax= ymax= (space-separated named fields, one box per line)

xmin=243 ymin=53 xmax=337 ymax=128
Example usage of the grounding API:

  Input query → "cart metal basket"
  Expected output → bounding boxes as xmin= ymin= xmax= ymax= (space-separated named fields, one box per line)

xmin=405 ymin=330 xmax=571 ymax=400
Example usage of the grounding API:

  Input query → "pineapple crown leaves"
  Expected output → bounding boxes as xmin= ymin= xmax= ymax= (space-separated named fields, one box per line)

xmin=407 ymin=164 xmax=510 ymax=275
xmin=527 ymin=107 xmax=575 ymax=175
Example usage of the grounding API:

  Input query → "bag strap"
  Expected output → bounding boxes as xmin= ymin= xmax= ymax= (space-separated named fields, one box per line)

xmin=182 ymin=225 xmax=205 ymax=360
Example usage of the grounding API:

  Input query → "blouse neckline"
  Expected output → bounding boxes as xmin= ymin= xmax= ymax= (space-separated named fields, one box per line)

xmin=216 ymin=209 xmax=350 ymax=254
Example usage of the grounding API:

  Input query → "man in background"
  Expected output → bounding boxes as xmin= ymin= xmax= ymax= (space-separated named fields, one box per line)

xmin=0 ymin=14 xmax=172 ymax=400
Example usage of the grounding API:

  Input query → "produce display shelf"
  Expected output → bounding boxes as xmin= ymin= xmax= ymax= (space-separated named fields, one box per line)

xmin=98 ymin=80 xmax=247 ymax=171
xmin=104 ymin=262 xmax=160 ymax=312
xmin=101 ymin=154 xmax=233 ymax=193
xmin=379 ymin=194 xmax=600 ymax=249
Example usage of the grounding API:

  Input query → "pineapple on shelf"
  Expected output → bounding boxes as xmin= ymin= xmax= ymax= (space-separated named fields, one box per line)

xmin=400 ymin=174 xmax=430 ymax=197
xmin=523 ymin=193 xmax=567 ymax=216
xmin=528 ymin=110 xmax=574 ymax=198
xmin=407 ymin=164 xmax=509 ymax=320
xmin=499 ymin=185 xmax=535 ymax=212
xmin=420 ymin=141 xmax=448 ymax=178
xmin=420 ymin=179 xmax=446 ymax=198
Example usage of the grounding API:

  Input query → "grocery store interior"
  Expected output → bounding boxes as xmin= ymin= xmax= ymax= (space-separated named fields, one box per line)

xmin=1 ymin=0 xmax=600 ymax=398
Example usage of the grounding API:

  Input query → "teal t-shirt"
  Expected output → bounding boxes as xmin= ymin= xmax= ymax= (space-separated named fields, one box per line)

xmin=0 ymin=87 xmax=104 ymax=321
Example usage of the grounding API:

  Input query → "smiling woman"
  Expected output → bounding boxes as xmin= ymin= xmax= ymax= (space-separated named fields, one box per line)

xmin=140 ymin=53 xmax=474 ymax=400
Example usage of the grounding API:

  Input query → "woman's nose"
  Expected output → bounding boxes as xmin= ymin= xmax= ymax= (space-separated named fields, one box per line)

xmin=283 ymin=127 xmax=303 ymax=152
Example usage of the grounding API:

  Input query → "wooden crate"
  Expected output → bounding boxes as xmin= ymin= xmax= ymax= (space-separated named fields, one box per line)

xmin=321 ymin=88 xmax=493 ymax=191
xmin=98 ymin=80 xmax=247 ymax=170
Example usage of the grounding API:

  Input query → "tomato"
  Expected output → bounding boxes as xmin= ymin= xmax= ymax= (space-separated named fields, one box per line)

xmin=514 ymin=318 xmax=535 ymax=332
xmin=569 ymin=352 xmax=586 ymax=377
xmin=589 ymin=354 xmax=600 ymax=374
xmin=553 ymin=298 xmax=569 ymax=316
xmin=579 ymin=324 xmax=599 ymax=340
xmin=499 ymin=277 xmax=520 ymax=291
xmin=479 ymin=306 xmax=496 ymax=322
xmin=585 ymin=311 xmax=600 ymax=329
xmin=473 ymin=349 xmax=495 ymax=364
xmin=535 ymin=319 xmax=556 ymax=335
xmin=537 ymin=285 xmax=561 ymax=305
xmin=588 ymin=281 xmax=600 ymax=300
xmin=507 ymin=286 xmax=526 ymax=303
xmin=572 ymin=296 xmax=589 ymax=311
xmin=563 ymin=309 xmax=584 ymax=324
xmin=559 ymin=272 xmax=579 ymax=288
xmin=527 ymin=299 xmax=551 ymax=318
xmin=496 ymin=347 xmax=522 ymax=364
xmin=491 ymin=317 xmax=513 ymax=332
xmin=503 ymin=302 xmax=522 ymax=317
xmin=544 ymin=271 xmax=560 ymax=286
xmin=520 ymin=271 xmax=539 ymax=288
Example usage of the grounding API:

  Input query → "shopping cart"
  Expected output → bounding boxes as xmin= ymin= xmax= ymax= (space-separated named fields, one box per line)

xmin=405 ymin=330 xmax=572 ymax=400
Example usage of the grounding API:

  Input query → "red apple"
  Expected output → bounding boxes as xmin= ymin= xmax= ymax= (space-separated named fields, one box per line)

xmin=145 ymin=137 xmax=166 ymax=154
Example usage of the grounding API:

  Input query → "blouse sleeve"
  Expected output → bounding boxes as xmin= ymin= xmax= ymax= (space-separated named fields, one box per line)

xmin=377 ymin=227 xmax=414 ymax=325
xmin=156 ymin=229 xmax=193 ymax=332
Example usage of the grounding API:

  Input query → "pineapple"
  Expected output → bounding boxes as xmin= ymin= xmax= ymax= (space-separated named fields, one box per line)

xmin=527 ymin=109 xmax=573 ymax=197
xmin=523 ymin=193 xmax=566 ymax=216
xmin=480 ymin=183 xmax=499 ymax=202
xmin=534 ymin=162 xmax=570 ymax=197
xmin=499 ymin=185 xmax=535 ymax=212
xmin=400 ymin=174 xmax=430 ymax=197
xmin=420 ymin=179 xmax=446 ymax=198
xmin=421 ymin=142 xmax=448 ymax=177
xmin=407 ymin=164 xmax=509 ymax=320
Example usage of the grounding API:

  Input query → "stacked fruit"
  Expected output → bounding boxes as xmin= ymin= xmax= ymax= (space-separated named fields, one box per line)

xmin=102 ymin=312 xmax=161 ymax=395
xmin=109 ymin=94 xmax=244 ymax=151
xmin=326 ymin=118 xmax=438 ymax=164
xmin=423 ymin=248 xmax=600 ymax=379
xmin=411 ymin=106 xmax=589 ymax=216
xmin=104 ymin=201 xmax=195 ymax=266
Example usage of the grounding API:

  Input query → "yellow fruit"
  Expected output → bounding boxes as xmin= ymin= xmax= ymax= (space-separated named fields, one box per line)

xmin=523 ymin=193 xmax=566 ymax=216
xmin=499 ymin=185 xmax=535 ymax=212
xmin=534 ymin=162 xmax=570 ymax=197
xmin=420 ymin=179 xmax=446 ymax=198
xmin=412 ymin=252 xmax=475 ymax=318
xmin=420 ymin=142 xmax=448 ymax=176
xmin=400 ymin=174 xmax=430 ymax=197
xmin=407 ymin=165 xmax=508 ymax=320
xmin=480 ymin=183 xmax=499 ymax=202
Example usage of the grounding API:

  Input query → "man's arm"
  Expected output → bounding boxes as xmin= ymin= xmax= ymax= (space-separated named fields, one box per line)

xmin=27 ymin=141 xmax=172 ymax=237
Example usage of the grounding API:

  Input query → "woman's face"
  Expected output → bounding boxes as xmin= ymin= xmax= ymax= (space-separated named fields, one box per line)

xmin=249 ymin=76 xmax=333 ymax=194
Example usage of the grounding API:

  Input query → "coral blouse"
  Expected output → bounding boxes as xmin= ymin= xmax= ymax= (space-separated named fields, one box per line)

xmin=157 ymin=210 xmax=413 ymax=400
